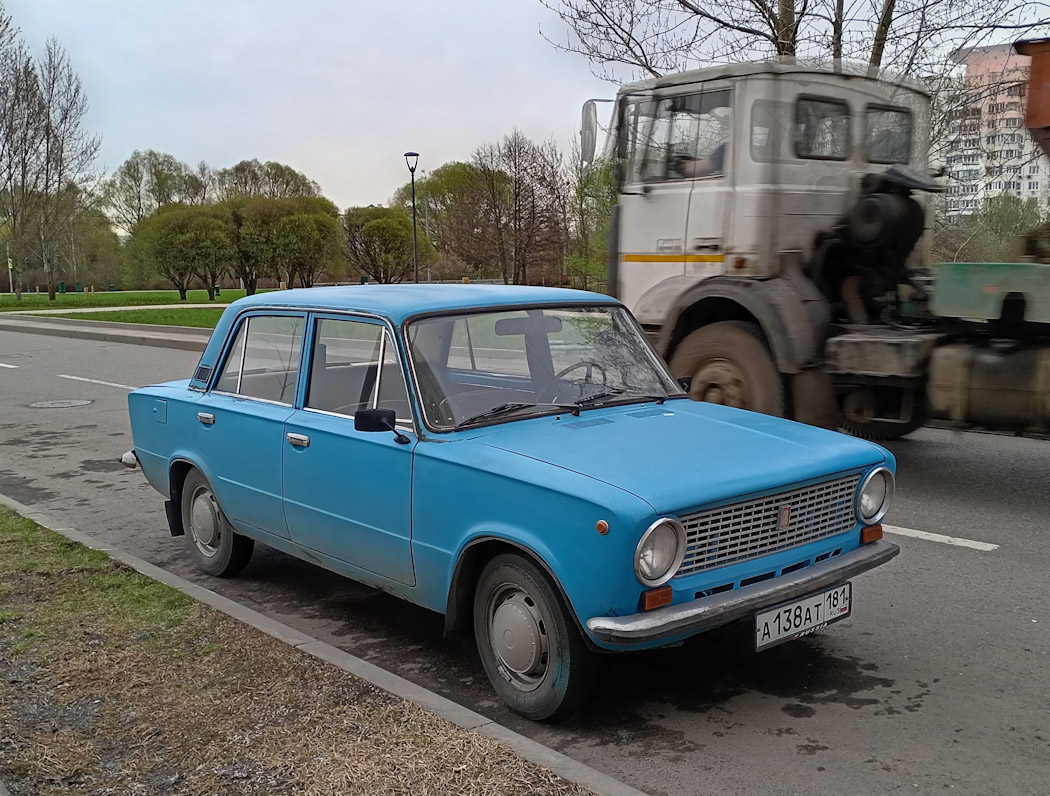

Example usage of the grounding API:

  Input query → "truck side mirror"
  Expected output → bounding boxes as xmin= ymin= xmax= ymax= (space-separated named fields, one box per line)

xmin=581 ymin=100 xmax=598 ymax=166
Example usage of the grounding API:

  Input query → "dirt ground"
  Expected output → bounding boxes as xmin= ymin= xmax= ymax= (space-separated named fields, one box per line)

xmin=0 ymin=507 xmax=592 ymax=796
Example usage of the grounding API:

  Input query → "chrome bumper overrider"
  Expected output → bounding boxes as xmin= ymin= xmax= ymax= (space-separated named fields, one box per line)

xmin=586 ymin=539 xmax=900 ymax=646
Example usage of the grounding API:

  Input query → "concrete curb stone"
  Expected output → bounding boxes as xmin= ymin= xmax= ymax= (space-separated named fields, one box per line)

xmin=0 ymin=316 xmax=207 ymax=352
xmin=0 ymin=492 xmax=650 ymax=796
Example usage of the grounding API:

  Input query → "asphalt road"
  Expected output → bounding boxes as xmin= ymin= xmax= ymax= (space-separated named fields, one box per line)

xmin=1 ymin=330 xmax=1047 ymax=796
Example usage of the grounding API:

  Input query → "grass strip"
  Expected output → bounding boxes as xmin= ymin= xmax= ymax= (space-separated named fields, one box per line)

xmin=0 ymin=507 xmax=591 ymax=796
xmin=46 ymin=308 xmax=226 ymax=328
xmin=0 ymin=289 xmax=249 ymax=312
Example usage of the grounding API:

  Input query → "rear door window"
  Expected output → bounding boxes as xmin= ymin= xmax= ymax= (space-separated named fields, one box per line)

xmin=214 ymin=314 xmax=304 ymax=404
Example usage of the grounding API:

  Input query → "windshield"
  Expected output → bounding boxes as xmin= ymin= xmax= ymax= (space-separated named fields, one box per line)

xmin=406 ymin=304 xmax=683 ymax=431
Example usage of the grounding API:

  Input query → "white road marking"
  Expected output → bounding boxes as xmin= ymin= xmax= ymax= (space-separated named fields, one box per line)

xmin=57 ymin=374 xmax=136 ymax=390
xmin=884 ymin=524 xmax=999 ymax=552
xmin=0 ymin=362 xmax=18 ymax=368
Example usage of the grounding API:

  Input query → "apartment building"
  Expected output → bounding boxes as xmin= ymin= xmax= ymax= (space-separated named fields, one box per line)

xmin=943 ymin=43 xmax=1049 ymax=217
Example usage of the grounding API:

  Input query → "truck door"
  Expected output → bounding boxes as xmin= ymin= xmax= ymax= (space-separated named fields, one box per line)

xmin=683 ymin=88 xmax=732 ymax=282
xmin=616 ymin=91 xmax=697 ymax=320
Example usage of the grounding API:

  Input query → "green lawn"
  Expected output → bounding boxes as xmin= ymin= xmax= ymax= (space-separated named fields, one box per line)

xmin=0 ymin=289 xmax=251 ymax=312
xmin=49 ymin=307 xmax=226 ymax=328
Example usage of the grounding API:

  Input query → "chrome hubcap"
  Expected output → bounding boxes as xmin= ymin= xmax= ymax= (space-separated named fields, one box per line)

xmin=189 ymin=486 xmax=221 ymax=557
xmin=489 ymin=586 xmax=548 ymax=690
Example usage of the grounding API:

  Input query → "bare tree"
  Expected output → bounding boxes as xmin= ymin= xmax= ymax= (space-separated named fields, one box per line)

xmin=472 ymin=131 xmax=568 ymax=285
xmin=538 ymin=0 xmax=1050 ymax=81
xmin=32 ymin=38 xmax=101 ymax=300
xmin=213 ymin=158 xmax=321 ymax=201
xmin=103 ymin=150 xmax=206 ymax=235
xmin=0 ymin=19 xmax=100 ymax=300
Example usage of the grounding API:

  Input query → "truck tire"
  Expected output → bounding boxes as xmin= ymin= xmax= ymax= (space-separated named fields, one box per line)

xmin=669 ymin=321 xmax=785 ymax=416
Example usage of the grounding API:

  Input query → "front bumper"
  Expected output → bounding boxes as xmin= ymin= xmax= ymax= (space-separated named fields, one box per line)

xmin=586 ymin=539 xmax=899 ymax=646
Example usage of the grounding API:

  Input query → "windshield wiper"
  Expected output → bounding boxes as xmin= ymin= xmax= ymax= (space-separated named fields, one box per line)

xmin=454 ymin=401 xmax=580 ymax=429
xmin=575 ymin=388 xmax=667 ymax=408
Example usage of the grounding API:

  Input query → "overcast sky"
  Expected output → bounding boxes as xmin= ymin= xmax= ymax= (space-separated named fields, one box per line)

xmin=9 ymin=0 xmax=616 ymax=209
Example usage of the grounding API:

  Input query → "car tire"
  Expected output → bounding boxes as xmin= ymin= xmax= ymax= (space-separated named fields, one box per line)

xmin=473 ymin=553 xmax=593 ymax=721
xmin=669 ymin=320 xmax=785 ymax=416
xmin=180 ymin=468 xmax=254 ymax=577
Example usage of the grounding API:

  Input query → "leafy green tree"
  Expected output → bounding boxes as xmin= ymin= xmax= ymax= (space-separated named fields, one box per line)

xmin=343 ymin=206 xmax=434 ymax=283
xmin=183 ymin=207 xmax=236 ymax=300
xmin=128 ymin=206 xmax=198 ymax=299
xmin=273 ymin=211 xmax=341 ymax=287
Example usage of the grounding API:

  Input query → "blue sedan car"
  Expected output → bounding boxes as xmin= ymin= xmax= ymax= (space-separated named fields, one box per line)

xmin=125 ymin=285 xmax=899 ymax=720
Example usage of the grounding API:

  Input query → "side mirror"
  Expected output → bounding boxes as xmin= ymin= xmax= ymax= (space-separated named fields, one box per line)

xmin=581 ymin=100 xmax=598 ymax=166
xmin=677 ymin=376 xmax=693 ymax=393
xmin=355 ymin=408 xmax=411 ymax=444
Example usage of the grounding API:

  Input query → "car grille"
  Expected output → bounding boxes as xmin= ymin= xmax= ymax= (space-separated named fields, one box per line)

xmin=675 ymin=475 xmax=861 ymax=578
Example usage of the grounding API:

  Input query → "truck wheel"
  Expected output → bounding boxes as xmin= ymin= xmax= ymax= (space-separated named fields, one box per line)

xmin=670 ymin=321 xmax=784 ymax=416
xmin=473 ymin=553 xmax=593 ymax=721
xmin=180 ymin=469 xmax=254 ymax=577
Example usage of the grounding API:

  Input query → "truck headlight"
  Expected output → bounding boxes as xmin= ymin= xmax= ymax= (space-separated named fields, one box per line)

xmin=634 ymin=518 xmax=686 ymax=587
xmin=857 ymin=467 xmax=894 ymax=525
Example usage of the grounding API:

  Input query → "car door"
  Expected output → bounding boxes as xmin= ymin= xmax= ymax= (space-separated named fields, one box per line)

xmin=282 ymin=314 xmax=417 ymax=586
xmin=196 ymin=311 xmax=305 ymax=539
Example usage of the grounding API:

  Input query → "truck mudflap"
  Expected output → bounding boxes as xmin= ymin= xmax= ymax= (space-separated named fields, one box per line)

xmin=586 ymin=539 xmax=899 ymax=646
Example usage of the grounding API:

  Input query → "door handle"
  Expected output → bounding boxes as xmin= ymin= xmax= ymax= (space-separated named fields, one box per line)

xmin=286 ymin=432 xmax=310 ymax=448
xmin=197 ymin=412 xmax=215 ymax=426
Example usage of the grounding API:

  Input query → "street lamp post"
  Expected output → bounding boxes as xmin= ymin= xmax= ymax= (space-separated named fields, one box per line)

xmin=404 ymin=152 xmax=420 ymax=284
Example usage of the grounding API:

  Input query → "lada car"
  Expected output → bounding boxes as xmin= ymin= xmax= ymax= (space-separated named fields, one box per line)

xmin=124 ymin=284 xmax=899 ymax=720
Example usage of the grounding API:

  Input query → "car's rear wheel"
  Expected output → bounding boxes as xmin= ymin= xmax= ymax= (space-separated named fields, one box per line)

xmin=180 ymin=469 xmax=254 ymax=577
xmin=473 ymin=553 xmax=593 ymax=721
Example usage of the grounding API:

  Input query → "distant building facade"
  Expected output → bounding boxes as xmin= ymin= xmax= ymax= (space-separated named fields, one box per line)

xmin=943 ymin=44 xmax=1049 ymax=217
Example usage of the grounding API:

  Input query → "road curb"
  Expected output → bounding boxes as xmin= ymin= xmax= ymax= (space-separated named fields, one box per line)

xmin=0 ymin=492 xmax=649 ymax=796
xmin=0 ymin=317 xmax=207 ymax=352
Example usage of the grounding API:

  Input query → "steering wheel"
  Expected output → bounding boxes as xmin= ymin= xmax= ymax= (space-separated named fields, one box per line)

xmin=538 ymin=361 xmax=608 ymax=402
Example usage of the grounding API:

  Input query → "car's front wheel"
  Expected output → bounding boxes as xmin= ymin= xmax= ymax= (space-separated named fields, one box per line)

xmin=180 ymin=469 xmax=254 ymax=577
xmin=473 ymin=553 xmax=593 ymax=721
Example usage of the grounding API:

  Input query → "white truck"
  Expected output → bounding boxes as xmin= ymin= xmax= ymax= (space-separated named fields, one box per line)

xmin=581 ymin=56 xmax=1050 ymax=439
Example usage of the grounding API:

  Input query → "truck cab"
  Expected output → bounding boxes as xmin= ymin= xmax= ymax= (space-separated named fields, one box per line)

xmin=585 ymin=63 xmax=963 ymax=439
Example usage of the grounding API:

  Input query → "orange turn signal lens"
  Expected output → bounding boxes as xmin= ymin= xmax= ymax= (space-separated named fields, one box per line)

xmin=642 ymin=586 xmax=673 ymax=611
xmin=861 ymin=524 xmax=883 ymax=544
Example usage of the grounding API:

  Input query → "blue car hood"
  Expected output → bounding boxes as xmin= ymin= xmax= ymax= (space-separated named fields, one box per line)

xmin=469 ymin=400 xmax=888 ymax=513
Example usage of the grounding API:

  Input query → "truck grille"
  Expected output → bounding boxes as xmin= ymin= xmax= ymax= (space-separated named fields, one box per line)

xmin=675 ymin=475 xmax=860 ymax=578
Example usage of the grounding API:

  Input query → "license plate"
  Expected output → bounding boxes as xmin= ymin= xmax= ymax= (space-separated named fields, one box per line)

xmin=755 ymin=583 xmax=851 ymax=651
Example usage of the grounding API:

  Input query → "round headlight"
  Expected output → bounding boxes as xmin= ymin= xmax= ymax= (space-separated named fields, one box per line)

xmin=857 ymin=467 xmax=894 ymax=524
xmin=634 ymin=519 xmax=686 ymax=587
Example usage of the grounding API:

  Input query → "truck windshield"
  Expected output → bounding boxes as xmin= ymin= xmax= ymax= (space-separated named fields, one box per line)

xmin=866 ymin=106 xmax=912 ymax=163
xmin=406 ymin=305 xmax=683 ymax=431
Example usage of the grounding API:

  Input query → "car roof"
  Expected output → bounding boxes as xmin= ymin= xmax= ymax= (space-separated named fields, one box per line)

xmin=231 ymin=284 xmax=618 ymax=324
